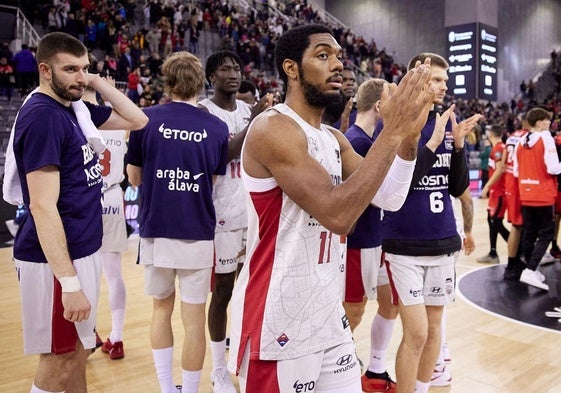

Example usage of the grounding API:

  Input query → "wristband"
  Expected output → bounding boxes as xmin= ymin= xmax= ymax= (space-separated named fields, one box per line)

xmin=59 ymin=276 xmax=82 ymax=293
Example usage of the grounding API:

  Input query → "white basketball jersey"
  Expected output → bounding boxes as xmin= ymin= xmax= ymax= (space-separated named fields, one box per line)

xmin=199 ymin=98 xmax=252 ymax=232
xmin=99 ymin=130 xmax=127 ymax=192
xmin=228 ymin=104 xmax=351 ymax=369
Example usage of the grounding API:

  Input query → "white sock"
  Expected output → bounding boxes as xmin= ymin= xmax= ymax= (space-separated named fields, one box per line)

xmin=101 ymin=251 xmax=126 ymax=342
xmin=30 ymin=384 xmax=63 ymax=393
xmin=110 ymin=309 xmax=125 ymax=343
xmin=152 ymin=347 xmax=175 ymax=393
xmin=181 ymin=369 xmax=201 ymax=393
xmin=210 ymin=339 xmax=227 ymax=370
xmin=436 ymin=307 xmax=447 ymax=366
xmin=368 ymin=313 xmax=395 ymax=373
xmin=414 ymin=380 xmax=430 ymax=393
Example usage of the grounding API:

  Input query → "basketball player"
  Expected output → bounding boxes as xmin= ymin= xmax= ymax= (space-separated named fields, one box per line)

xmin=380 ymin=53 xmax=482 ymax=393
xmin=12 ymin=32 xmax=147 ymax=393
xmin=477 ymin=125 xmax=509 ymax=264
xmin=346 ymin=78 xmax=455 ymax=393
xmin=503 ymin=119 xmax=529 ymax=280
xmin=199 ymin=50 xmax=271 ymax=393
xmin=227 ymin=24 xmax=437 ymax=393
xmin=126 ymin=51 xmax=229 ymax=393
xmin=82 ymin=82 xmax=129 ymax=360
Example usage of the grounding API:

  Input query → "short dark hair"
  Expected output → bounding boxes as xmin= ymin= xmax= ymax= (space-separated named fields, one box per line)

xmin=488 ymin=125 xmax=503 ymax=138
xmin=526 ymin=107 xmax=551 ymax=127
xmin=238 ymin=79 xmax=257 ymax=95
xmin=274 ymin=24 xmax=334 ymax=86
xmin=36 ymin=32 xmax=87 ymax=65
xmin=204 ymin=50 xmax=242 ymax=83
xmin=407 ymin=52 xmax=448 ymax=71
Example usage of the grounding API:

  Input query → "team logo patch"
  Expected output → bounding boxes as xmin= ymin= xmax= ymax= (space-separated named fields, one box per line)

xmin=277 ymin=333 xmax=289 ymax=347
xmin=342 ymin=315 xmax=350 ymax=329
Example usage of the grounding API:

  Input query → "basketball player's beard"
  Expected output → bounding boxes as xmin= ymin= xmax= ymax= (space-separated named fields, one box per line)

xmin=51 ymin=70 xmax=84 ymax=102
xmin=300 ymin=70 xmax=342 ymax=108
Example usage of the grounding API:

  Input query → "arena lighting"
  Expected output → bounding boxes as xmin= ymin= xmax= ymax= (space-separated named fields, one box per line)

xmin=446 ymin=22 xmax=498 ymax=101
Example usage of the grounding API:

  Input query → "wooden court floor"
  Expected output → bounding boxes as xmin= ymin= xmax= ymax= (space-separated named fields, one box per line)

xmin=1 ymin=196 xmax=561 ymax=393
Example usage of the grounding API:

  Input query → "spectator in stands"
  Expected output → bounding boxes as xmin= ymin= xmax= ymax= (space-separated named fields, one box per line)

xmin=147 ymin=52 xmax=163 ymax=77
xmin=12 ymin=44 xmax=37 ymax=95
xmin=145 ymin=26 xmax=161 ymax=55
xmin=117 ymin=46 xmax=134 ymax=81
xmin=0 ymin=43 xmax=13 ymax=63
xmin=188 ymin=24 xmax=200 ymax=54
xmin=520 ymin=80 xmax=527 ymax=97
xmin=85 ymin=19 xmax=97 ymax=50
xmin=479 ymin=138 xmax=491 ymax=190
xmin=527 ymin=80 xmax=536 ymax=102
xmin=0 ymin=55 xmax=15 ymax=103
xmin=126 ymin=66 xmax=141 ymax=104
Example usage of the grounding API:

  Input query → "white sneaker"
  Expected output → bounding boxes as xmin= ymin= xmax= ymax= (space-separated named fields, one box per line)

xmin=430 ymin=364 xmax=452 ymax=387
xmin=540 ymin=252 xmax=557 ymax=265
xmin=519 ymin=268 xmax=549 ymax=291
xmin=210 ymin=367 xmax=236 ymax=393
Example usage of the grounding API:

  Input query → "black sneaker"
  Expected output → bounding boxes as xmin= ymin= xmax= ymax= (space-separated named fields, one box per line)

xmin=504 ymin=266 xmax=523 ymax=280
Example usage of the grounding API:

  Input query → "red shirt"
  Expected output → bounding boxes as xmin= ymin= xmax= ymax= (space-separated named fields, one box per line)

xmin=489 ymin=142 xmax=506 ymax=197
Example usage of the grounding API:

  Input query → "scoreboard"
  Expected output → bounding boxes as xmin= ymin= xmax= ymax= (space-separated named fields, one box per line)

xmin=446 ymin=22 xmax=498 ymax=101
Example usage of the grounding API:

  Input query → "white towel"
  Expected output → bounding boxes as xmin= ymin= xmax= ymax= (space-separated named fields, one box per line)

xmin=2 ymin=90 xmax=106 ymax=205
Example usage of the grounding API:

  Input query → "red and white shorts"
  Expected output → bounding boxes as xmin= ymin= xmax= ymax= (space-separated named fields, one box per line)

xmin=385 ymin=253 xmax=456 ymax=306
xmin=15 ymin=252 xmax=102 ymax=355
xmin=345 ymin=246 xmax=389 ymax=302
xmin=237 ymin=339 xmax=361 ymax=393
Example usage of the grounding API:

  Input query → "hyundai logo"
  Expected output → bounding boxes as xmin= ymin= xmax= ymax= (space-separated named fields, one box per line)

xmin=336 ymin=354 xmax=353 ymax=366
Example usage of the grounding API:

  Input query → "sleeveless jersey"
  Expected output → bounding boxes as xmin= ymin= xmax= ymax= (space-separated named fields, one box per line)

xmin=488 ymin=142 xmax=506 ymax=197
xmin=229 ymin=103 xmax=351 ymax=368
xmin=504 ymin=130 xmax=527 ymax=196
xmin=198 ymin=98 xmax=252 ymax=232
xmin=100 ymin=130 xmax=127 ymax=192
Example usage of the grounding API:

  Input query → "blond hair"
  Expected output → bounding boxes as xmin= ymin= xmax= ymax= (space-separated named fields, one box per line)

xmin=355 ymin=78 xmax=387 ymax=113
xmin=161 ymin=51 xmax=205 ymax=100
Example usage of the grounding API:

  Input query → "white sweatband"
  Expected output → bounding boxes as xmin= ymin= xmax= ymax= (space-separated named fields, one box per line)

xmin=372 ymin=155 xmax=416 ymax=211
xmin=59 ymin=276 xmax=82 ymax=292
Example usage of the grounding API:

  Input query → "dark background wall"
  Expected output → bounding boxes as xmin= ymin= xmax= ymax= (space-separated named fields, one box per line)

xmin=314 ymin=0 xmax=561 ymax=102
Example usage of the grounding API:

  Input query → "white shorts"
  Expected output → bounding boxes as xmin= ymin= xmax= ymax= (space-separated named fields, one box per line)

xmin=385 ymin=253 xmax=456 ymax=307
xmin=139 ymin=237 xmax=214 ymax=269
xmin=101 ymin=185 xmax=127 ymax=253
xmin=15 ymin=253 xmax=102 ymax=355
xmin=238 ymin=339 xmax=361 ymax=393
xmin=378 ymin=259 xmax=390 ymax=287
xmin=214 ymin=228 xmax=247 ymax=274
xmin=144 ymin=265 xmax=212 ymax=304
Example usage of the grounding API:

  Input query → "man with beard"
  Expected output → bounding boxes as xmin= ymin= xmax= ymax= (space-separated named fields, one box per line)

xmin=199 ymin=50 xmax=272 ymax=393
xmin=10 ymin=32 xmax=147 ymax=393
xmin=227 ymin=24 xmax=437 ymax=392
xmin=379 ymin=53 xmax=482 ymax=393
